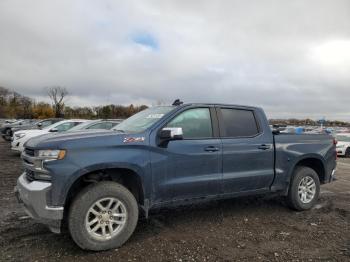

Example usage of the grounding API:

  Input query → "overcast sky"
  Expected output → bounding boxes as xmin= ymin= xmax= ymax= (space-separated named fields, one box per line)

xmin=0 ymin=0 xmax=349 ymax=120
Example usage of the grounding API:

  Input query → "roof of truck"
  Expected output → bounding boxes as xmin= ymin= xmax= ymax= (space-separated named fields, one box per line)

xmin=179 ymin=103 xmax=260 ymax=110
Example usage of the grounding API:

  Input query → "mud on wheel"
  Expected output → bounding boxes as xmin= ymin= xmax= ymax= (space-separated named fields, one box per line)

xmin=68 ymin=181 xmax=139 ymax=251
xmin=287 ymin=166 xmax=320 ymax=211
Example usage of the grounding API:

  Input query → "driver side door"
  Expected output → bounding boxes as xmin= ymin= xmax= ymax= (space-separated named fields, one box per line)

xmin=150 ymin=107 xmax=222 ymax=204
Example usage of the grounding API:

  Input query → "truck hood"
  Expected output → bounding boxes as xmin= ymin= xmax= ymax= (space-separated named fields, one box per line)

xmin=24 ymin=129 xmax=135 ymax=150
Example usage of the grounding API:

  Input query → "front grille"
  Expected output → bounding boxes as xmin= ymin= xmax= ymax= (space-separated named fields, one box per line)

xmin=24 ymin=148 xmax=35 ymax=156
xmin=26 ymin=169 xmax=35 ymax=181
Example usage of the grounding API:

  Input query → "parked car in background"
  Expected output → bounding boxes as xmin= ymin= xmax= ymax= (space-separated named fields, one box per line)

xmin=6 ymin=119 xmax=17 ymax=124
xmin=15 ymin=102 xmax=336 ymax=251
xmin=67 ymin=119 xmax=122 ymax=132
xmin=335 ymin=127 xmax=350 ymax=133
xmin=336 ymin=133 xmax=350 ymax=157
xmin=11 ymin=119 xmax=88 ymax=153
xmin=0 ymin=119 xmax=17 ymax=125
xmin=10 ymin=118 xmax=63 ymax=137
xmin=279 ymin=126 xmax=303 ymax=134
xmin=1 ymin=119 xmax=37 ymax=141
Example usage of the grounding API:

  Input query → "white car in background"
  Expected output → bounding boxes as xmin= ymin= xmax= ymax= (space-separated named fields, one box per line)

xmin=11 ymin=119 xmax=87 ymax=153
xmin=336 ymin=133 xmax=350 ymax=157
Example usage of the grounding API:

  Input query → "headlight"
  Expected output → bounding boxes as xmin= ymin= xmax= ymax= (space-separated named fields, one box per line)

xmin=15 ymin=133 xmax=26 ymax=139
xmin=37 ymin=149 xmax=66 ymax=160
xmin=337 ymin=144 xmax=345 ymax=148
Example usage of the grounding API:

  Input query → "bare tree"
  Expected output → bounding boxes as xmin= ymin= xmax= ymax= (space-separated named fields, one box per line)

xmin=47 ymin=86 xmax=68 ymax=117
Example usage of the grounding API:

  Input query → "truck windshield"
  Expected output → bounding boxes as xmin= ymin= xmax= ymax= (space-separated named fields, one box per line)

xmin=112 ymin=106 xmax=174 ymax=133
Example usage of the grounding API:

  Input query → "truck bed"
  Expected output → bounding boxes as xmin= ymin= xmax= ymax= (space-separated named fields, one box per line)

xmin=272 ymin=133 xmax=336 ymax=191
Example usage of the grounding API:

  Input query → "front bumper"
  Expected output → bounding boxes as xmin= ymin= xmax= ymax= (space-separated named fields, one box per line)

xmin=15 ymin=173 xmax=64 ymax=233
xmin=11 ymin=139 xmax=24 ymax=153
xmin=11 ymin=145 xmax=22 ymax=152
xmin=336 ymin=147 xmax=346 ymax=155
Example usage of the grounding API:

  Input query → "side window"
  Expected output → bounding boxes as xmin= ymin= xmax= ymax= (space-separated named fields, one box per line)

xmin=40 ymin=120 xmax=52 ymax=127
xmin=73 ymin=122 xmax=83 ymax=127
xmin=166 ymin=108 xmax=213 ymax=139
xmin=87 ymin=122 xmax=107 ymax=129
xmin=220 ymin=108 xmax=259 ymax=137
xmin=104 ymin=122 xmax=114 ymax=129
xmin=55 ymin=122 xmax=76 ymax=132
xmin=111 ymin=122 xmax=120 ymax=129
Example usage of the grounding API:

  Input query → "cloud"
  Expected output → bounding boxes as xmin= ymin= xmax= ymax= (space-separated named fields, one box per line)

xmin=0 ymin=0 xmax=349 ymax=120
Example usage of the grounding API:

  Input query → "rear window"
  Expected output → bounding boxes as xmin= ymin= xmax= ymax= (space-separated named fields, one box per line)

xmin=220 ymin=108 xmax=259 ymax=137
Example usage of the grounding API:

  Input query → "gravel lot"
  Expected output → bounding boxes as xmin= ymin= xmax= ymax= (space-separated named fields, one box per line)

xmin=0 ymin=139 xmax=349 ymax=261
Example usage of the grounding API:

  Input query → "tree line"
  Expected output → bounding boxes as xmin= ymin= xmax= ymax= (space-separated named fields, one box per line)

xmin=1 ymin=86 xmax=349 ymax=126
xmin=0 ymin=86 xmax=148 ymax=119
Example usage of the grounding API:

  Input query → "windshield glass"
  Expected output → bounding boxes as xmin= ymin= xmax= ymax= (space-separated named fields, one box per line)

xmin=42 ymin=120 xmax=65 ymax=130
xmin=112 ymin=106 xmax=174 ymax=133
xmin=337 ymin=135 xmax=350 ymax=142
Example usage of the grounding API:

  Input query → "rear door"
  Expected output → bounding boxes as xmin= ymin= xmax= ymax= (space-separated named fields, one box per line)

xmin=217 ymin=107 xmax=274 ymax=193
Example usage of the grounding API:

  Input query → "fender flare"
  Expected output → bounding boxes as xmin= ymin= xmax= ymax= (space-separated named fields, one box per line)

xmin=281 ymin=153 xmax=326 ymax=195
xmin=61 ymin=162 xmax=146 ymax=206
xmin=287 ymin=154 xmax=325 ymax=179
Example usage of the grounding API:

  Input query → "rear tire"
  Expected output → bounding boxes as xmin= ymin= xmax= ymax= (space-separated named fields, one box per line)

xmin=345 ymin=148 xmax=350 ymax=158
xmin=287 ymin=166 xmax=320 ymax=211
xmin=68 ymin=181 xmax=139 ymax=251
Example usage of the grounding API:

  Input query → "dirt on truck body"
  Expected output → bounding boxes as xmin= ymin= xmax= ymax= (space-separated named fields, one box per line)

xmin=0 ymin=139 xmax=349 ymax=261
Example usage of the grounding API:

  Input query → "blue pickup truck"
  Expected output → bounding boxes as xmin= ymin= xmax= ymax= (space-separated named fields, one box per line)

xmin=15 ymin=102 xmax=337 ymax=251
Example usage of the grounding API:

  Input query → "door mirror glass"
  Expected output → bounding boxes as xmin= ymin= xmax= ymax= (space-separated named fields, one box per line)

xmin=160 ymin=127 xmax=183 ymax=140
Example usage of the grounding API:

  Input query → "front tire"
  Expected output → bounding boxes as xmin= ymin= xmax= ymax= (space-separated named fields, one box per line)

xmin=68 ymin=181 xmax=139 ymax=251
xmin=3 ymin=129 xmax=12 ymax=141
xmin=345 ymin=148 xmax=350 ymax=158
xmin=287 ymin=166 xmax=320 ymax=211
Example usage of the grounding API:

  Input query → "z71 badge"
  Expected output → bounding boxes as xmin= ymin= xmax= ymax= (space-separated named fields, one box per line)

xmin=123 ymin=137 xmax=145 ymax=143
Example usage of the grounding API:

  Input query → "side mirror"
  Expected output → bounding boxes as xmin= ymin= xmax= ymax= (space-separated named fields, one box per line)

xmin=49 ymin=128 xmax=58 ymax=132
xmin=159 ymin=127 xmax=183 ymax=147
xmin=37 ymin=123 xmax=42 ymax=128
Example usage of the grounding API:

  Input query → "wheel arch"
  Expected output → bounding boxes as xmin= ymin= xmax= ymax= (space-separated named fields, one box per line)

xmin=291 ymin=155 xmax=326 ymax=184
xmin=281 ymin=155 xmax=326 ymax=196
xmin=63 ymin=166 xmax=146 ymax=219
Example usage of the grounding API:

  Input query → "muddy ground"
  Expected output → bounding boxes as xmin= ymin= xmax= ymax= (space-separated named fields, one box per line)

xmin=0 ymin=139 xmax=349 ymax=262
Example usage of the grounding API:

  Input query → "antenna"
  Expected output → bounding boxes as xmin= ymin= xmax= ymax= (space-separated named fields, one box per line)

xmin=172 ymin=99 xmax=183 ymax=106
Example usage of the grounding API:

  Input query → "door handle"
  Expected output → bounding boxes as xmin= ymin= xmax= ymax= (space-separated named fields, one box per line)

xmin=258 ymin=144 xmax=271 ymax=150
xmin=204 ymin=146 xmax=219 ymax=152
